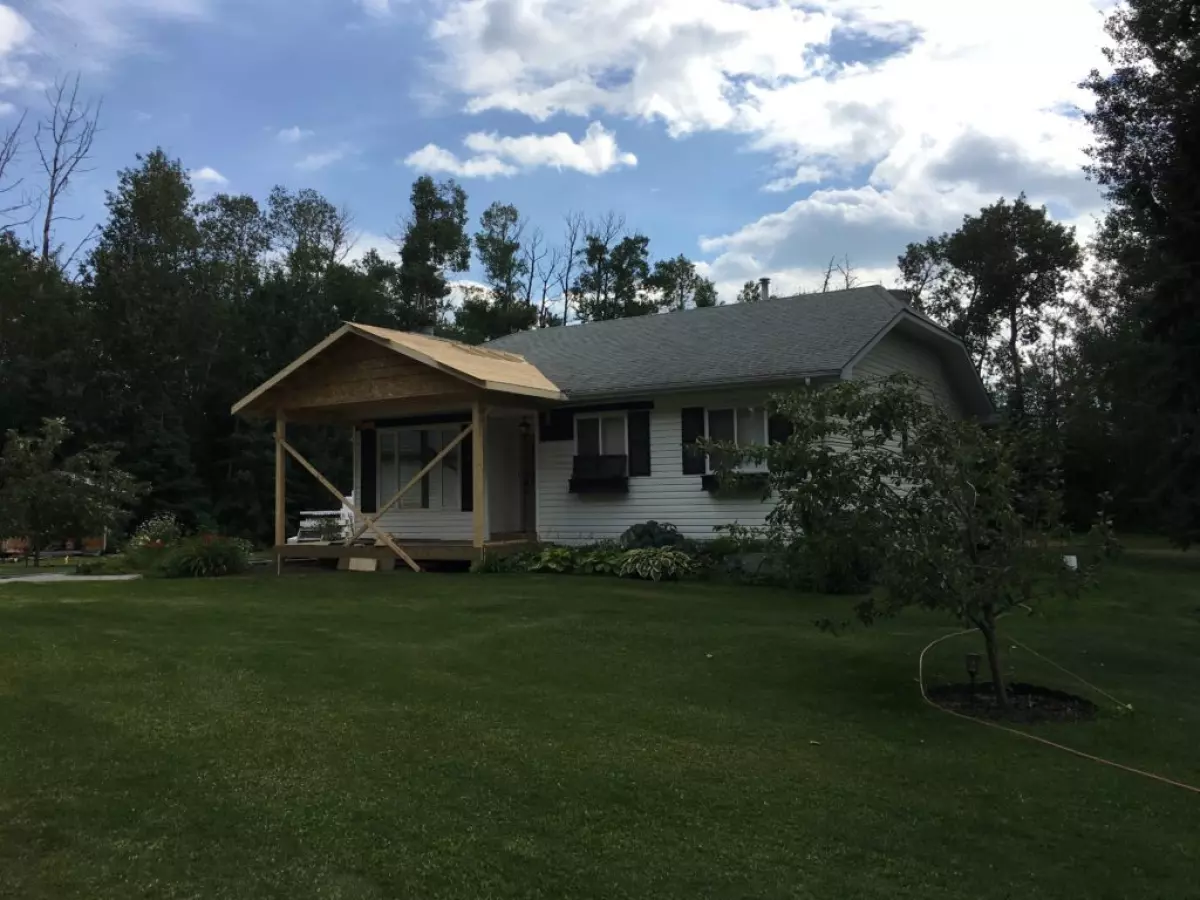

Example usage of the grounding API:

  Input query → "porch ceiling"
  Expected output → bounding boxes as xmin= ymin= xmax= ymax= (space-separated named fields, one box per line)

xmin=231 ymin=322 xmax=565 ymax=420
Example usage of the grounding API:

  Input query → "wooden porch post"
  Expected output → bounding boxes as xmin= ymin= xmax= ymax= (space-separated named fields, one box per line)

xmin=274 ymin=412 xmax=286 ymax=574
xmin=472 ymin=400 xmax=486 ymax=549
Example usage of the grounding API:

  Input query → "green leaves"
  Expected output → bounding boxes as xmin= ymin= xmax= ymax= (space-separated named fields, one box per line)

xmin=0 ymin=418 xmax=146 ymax=562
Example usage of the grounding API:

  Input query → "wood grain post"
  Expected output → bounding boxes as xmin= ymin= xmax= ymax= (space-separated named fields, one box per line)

xmin=274 ymin=412 xmax=286 ymax=574
xmin=472 ymin=400 xmax=486 ymax=549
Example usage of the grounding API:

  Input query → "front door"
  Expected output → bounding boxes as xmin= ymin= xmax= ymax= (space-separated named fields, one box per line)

xmin=519 ymin=424 xmax=536 ymax=535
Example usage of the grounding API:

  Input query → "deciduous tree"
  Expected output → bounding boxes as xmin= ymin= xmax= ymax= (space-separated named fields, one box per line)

xmin=1082 ymin=0 xmax=1200 ymax=545
xmin=897 ymin=195 xmax=1081 ymax=419
xmin=708 ymin=376 xmax=1109 ymax=708
xmin=0 ymin=419 xmax=144 ymax=565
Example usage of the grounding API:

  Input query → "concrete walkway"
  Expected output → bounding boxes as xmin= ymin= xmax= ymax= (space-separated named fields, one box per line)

xmin=0 ymin=573 xmax=142 ymax=584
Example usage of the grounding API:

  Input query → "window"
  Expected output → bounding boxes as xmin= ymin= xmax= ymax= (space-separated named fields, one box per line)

xmin=575 ymin=413 xmax=627 ymax=457
xmin=377 ymin=426 xmax=463 ymax=511
xmin=705 ymin=406 xmax=767 ymax=472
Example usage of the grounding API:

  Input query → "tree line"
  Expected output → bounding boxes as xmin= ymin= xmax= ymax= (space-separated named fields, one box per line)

xmin=0 ymin=76 xmax=725 ymax=543
xmin=2 ymin=0 xmax=1198 ymax=549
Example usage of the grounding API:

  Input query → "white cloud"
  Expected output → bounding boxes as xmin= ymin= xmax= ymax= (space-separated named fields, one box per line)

xmin=428 ymin=0 xmax=1110 ymax=282
xmin=0 ymin=5 xmax=31 ymax=55
xmin=346 ymin=230 xmax=399 ymax=265
xmin=403 ymin=122 xmax=636 ymax=178
xmin=190 ymin=166 xmax=228 ymax=186
xmin=277 ymin=125 xmax=313 ymax=144
xmin=296 ymin=144 xmax=354 ymax=172
xmin=358 ymin=0 xmax=392 ymax=16
xmin=405 ymin=144 xmax=517 ymax=179
xmin=20 ymin=0 xmax=208 ymax=60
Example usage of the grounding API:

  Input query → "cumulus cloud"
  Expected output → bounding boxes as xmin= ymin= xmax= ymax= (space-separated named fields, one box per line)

xmin=403 ymin=122 xmax=636 ymax=178
xmin=190 ymin=166 xmax=228 ymax=186
xmin=276 ymin=125 xmax=313 ymax=143
xmin=427 ymin=0 xmax=1110 ymax=284
xmin=359 ymin=0 xmax=392 ymax=15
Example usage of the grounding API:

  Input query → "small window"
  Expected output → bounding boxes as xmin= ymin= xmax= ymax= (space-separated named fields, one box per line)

xmin=576 ymin=413 xmax=627 ymax=456
xmin=706 ymin=406 xmax=767 ymax=472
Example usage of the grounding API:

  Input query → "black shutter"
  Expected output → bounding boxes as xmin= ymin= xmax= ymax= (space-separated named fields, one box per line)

xmin=419 ymin=431 xmax=430 ymax=509
xmin=539 ymin=409 xmax=574 ymax=442
xmin=460 ymin=424 xmax=473 ymax=512
xmin=681 ymin=407 xmax=706 ymax=475
xmin=628 ymin=410 xmax=651 ymax=477
xmin=359 ymin=428 xmax=377 ymax=513
xmin=768 ymin=414 xmax=793 ymax=445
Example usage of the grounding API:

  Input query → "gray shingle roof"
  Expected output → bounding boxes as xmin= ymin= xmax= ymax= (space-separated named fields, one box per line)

xmin=488 ymin=285 xmax=910 ymax=399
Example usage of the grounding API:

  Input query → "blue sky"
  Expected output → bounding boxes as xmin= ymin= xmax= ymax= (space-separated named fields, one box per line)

xmin=1 ymin=0 xmax=1113 ymax=299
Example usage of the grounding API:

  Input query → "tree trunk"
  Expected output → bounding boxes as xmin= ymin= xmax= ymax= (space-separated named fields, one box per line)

xmin=980 ymin=612 xmax=1009 ymax=708
xmin=1008 ymin=307 xmax=1024 ymax=419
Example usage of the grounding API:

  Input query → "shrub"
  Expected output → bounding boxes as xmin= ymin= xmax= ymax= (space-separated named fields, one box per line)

xmin=573 ymin=547 xmax=623 ymax=575
xmin=76 ymin=555 xmax=141 ymax=576
xmin=129 ymin=513 xmax=183 ymax=551
xmin=525 ymin=546 xmax=576 ymax=573
xmin=616 ymin=548 xmax=695 ymax=581
xmin=157 ymin=534 xmax=251 ymax=578
xmin=619 ymin=521 xmax=686 ymax=550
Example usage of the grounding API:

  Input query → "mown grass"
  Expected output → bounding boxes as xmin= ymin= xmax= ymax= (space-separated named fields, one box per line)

xmin=0 ymin=552 xmax=1197 ymax=899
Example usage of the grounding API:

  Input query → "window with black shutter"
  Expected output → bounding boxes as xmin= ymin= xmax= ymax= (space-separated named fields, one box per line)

xmin=627 ymin=410 xmax=651 ymax=477
xmin=359 ymin=428 xmax=377 ymax=513
xmin=681 ymin=407 xmax=706 ymax=475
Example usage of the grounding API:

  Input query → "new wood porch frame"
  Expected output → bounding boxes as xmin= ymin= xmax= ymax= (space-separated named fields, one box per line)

xmin=233 ymin=321 xmax=564 ymax=573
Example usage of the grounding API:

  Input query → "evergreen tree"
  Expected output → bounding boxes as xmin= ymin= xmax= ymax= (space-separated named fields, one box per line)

xmin=398 ymin=176 xmax=469 ymax=328
xmin=1082 ymin=0 xmax=1200 ymax=544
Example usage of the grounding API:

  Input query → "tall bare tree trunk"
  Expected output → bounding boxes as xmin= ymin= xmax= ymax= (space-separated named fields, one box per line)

xmin=35 ymin=74 xmax=100 ymax=265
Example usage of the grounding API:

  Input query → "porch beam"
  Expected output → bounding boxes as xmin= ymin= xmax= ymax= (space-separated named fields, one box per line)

xmin=274 ymin=413 xmax=286 ymax=574
xmin=277 ymin=435 xmax=421 ymax=573
xmin=472 ymin=400 xmax=487 ymax=548
xmin=345 ymin=423 xmax=474 ymax=545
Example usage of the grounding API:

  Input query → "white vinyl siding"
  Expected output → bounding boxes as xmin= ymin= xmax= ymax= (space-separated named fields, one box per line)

xmin=852 ymin=329 xmax=966 ymax=418
xmin=536 ymin=390 xmax=780 ymax=545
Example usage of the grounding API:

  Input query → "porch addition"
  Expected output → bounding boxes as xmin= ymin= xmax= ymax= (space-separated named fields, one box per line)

xmin=231 ymin=322 xmax=563 ymax=571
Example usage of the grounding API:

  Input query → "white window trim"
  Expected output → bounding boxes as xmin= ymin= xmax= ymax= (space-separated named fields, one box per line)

xmin=704 ymin=406 xmax=768 ymax=473
xmin=573 ymin=411 xmax=629 ymax=457
xmin=376 ymin=425 xmax=464 ymax=512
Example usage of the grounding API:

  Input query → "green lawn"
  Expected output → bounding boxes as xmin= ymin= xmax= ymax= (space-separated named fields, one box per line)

xmin=0 ymin=555 xmax=1197 ymax=899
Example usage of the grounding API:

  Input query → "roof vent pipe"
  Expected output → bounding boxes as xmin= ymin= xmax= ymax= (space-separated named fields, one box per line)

xmin=758 ymin=277 xmax=770 ymax=303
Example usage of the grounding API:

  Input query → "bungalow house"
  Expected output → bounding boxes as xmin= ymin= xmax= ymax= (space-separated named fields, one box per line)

xmin=232 ymin=284 xmax=991 ymax=571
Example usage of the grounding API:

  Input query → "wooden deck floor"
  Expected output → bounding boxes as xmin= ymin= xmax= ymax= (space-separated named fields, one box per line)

xmin=275 ymin=537 xmax=535 ymax=565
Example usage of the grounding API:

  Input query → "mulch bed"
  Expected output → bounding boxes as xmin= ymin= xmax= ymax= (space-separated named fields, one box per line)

xmin=927 ymin=682 xmax=1098 ymax=724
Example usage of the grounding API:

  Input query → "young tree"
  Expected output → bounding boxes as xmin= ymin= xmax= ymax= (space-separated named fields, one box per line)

xmin=397 ymin=176 xmax=470 ymax=327
xmin=647 ymin=254 xmax=718 ymax=310
xmin=707 ymin=375 xmax=1107 ymax=708
xmin=555 ymin=211 xmax=585 ymax=325
xmin=460 ymin=201 xmax=536 ymax=341
xmin=897 ymin=195 xmax=1081 ymax=419
xmin=35 ymin=74 xmax=100 ymax=265
xmin=572 ymin=213 xmax=625 ymax=321
xmin=1082 ymin=0 xmax=1200 ymax=545
xmin=735 ymin=280 xmax=760 ymax=304
xmin=0 ymin=419 xmax=144 ymax=565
